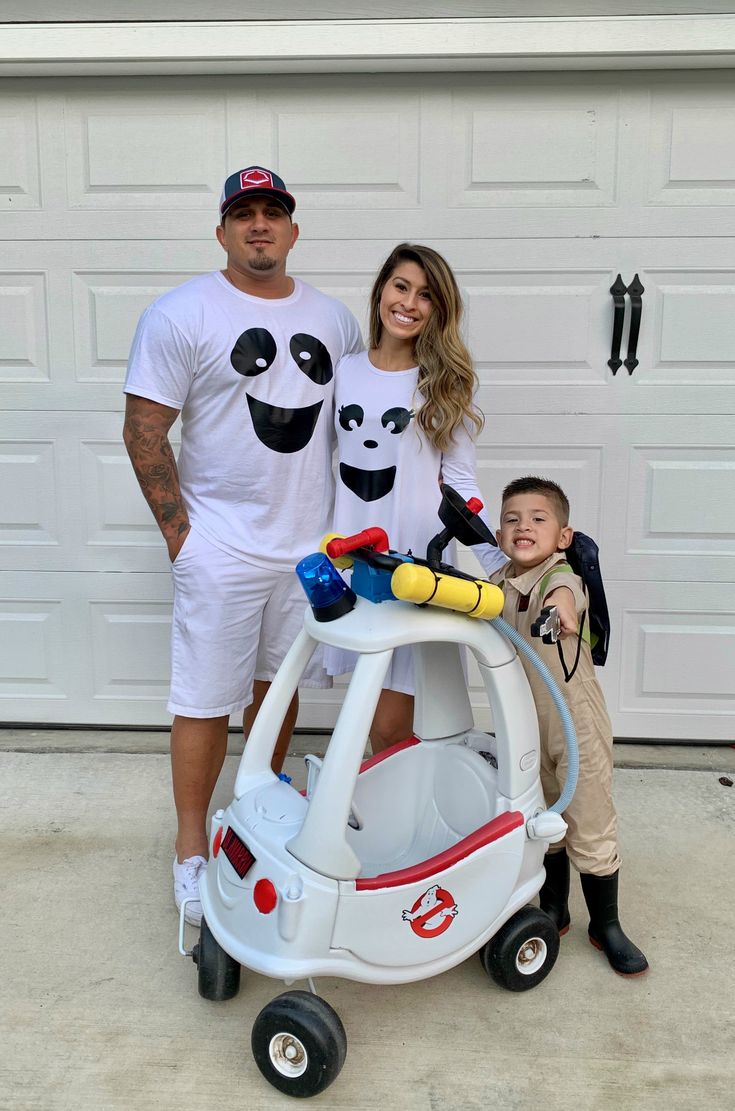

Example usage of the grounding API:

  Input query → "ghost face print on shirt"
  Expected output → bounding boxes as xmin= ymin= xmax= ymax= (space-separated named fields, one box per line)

xmin=338 ymin=401 xmax=414 ymax=501
xmin=230 ymin=328 xmax=333 ymax=453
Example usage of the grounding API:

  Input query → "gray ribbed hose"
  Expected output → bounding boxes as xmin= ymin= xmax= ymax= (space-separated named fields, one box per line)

xmin=492 ymin=616 xmax=579 ymax=814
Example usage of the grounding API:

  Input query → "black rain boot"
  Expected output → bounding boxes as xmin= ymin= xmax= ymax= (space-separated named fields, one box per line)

xmin=580 ymin=871 xmax=649 ymax=976
xmin=539 ymin=849 xmax=571 ymax=936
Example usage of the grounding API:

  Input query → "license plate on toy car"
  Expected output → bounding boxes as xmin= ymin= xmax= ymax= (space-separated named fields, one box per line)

xmin=221 ymin=827 xmax=255 ymax=878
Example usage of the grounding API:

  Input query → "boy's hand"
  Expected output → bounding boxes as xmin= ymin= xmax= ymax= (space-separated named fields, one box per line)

xmin=544 ymin=586 xmax=578 ymax=639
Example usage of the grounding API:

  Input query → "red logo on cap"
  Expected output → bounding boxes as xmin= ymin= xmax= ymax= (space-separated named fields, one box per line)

xmin=241 ymin=168 xmax=273 ymax=189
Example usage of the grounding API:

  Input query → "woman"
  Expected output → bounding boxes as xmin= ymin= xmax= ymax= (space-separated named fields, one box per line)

xmin=327 ymin=243 xmax=506 ymax=751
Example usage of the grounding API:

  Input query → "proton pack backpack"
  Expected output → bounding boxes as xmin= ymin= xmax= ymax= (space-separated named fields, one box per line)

xmin=566 ymin=531 xmax=610 ymax=667
xmin=536 ymin=531 xmax=610 ymax=681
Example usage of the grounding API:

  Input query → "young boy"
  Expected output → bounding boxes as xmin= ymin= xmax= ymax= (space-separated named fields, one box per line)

xmin=490 ymin=476 xmax=648 ymax=976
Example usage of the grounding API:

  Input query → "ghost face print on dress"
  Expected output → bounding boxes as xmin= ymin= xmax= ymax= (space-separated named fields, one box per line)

xmin=230 ymin=328 xmax=333 ymax=453
xmin=338 ymin=401 xmax=414 ymax=501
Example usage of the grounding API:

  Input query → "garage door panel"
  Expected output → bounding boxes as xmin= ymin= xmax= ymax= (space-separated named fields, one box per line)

xmin=0 ymin=413 xmax=176 ymax=573
xmin=0 ymin=440 xmax=59 ymax=549
xmin=479 ymin=415 xmax=735 ymax=583
xmin=63 ymin=89 xmax=226 ymax=210
xmin=89 ymin=601 xmax=172 ymax=702
xmin=258 ymin=93 xmax=421 ymax=209
xmin=601 ymin=581 xmax=735 ymax=740
xmin=0 ymin=272 xmax=50 ymax=381
xmin=0 ymin=425 xmax=83 ymax=572
xmin=465 ymin=268 xmax=612 ymax=387
xmin=647 ymin=86 xmax=735 ymax=208
xmin=79 ymin=439 xmax=168 ymax=553
xmin=1 ymin=243 xmax=216 ymax=406
xmin=460 ymin=245 xmax=735 ymax=413
xmin=450 ymin=82 xmax=620 ymax=208
xmin=473 ymin=440 xmax=604 ymax=542
xmin=622 ymin=442 xmax=735 ymax=569
xmin=606 ymin=416 xmax=734 ymax=583
xmin=0 ymin=418 xmax=75 ymax=571
xmin=0 ymin=571 xmax=173 ymax=725
xmin=71 ymin=270 xmax=204 ymax=381
xmin=633 ymin=269 xmax=735 ymax=386
xmin=0 ymin=599 xmax=69 ymax=703
xmin=0 ymin=93 xmax=41 ymax=212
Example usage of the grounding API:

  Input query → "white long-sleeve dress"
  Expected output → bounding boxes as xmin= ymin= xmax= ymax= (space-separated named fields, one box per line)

xmin=324 ymin=350 xmax=506 ymax=692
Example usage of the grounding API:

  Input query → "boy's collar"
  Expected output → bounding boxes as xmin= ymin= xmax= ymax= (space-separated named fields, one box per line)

xmin=503 ymin=550 xmax=570 ymax=593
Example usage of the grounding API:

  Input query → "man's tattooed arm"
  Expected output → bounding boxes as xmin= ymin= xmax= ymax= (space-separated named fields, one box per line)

xmin=123 ymin=393 xmax=190 ymax=561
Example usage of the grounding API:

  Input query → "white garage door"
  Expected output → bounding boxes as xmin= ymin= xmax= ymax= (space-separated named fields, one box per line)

xmin=2 ymin=71 xmax=734 ymax=739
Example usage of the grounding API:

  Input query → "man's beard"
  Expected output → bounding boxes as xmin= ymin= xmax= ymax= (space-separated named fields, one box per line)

xmin=249 ymin=251 xmax=278 ymax=272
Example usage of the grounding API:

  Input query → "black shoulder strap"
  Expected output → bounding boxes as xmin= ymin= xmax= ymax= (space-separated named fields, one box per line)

xmin=556 ymin=605 xmax=585 ymax=682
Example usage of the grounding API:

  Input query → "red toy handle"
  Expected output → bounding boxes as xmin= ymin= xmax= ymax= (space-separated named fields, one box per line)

xmin=466 ymin=497 xmax=483 ymax=514
xmin=326 ymin=527 xmax=389 ymax=558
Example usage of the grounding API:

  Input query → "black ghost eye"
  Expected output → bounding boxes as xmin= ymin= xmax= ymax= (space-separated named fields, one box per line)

xmin=230 ymin=328 xmax=277 ymax=377
xmin=338 ymin=404 xmax=364 ymax=431
xmin=290 ymin=333 xmax=333 ymax=385
xmin=381 ymin=407 xmax=413 ymax=434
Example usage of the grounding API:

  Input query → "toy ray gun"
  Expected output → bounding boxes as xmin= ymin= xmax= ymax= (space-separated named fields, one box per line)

xmin=530 ymin=604 xmax=584 ymax=683
xmin=531 ymin=606 xmax=561 ymax=645
xmin=304 ymin=485 xmax=505 ymax=621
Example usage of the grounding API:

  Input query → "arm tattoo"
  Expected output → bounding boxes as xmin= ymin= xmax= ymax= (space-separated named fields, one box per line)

xmin=123 ymin=403 xmax=189 ymax=551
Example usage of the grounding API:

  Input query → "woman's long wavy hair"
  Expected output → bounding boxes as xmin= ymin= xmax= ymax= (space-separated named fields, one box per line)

xmin=368 ymin=243 xmax=483 ymax=452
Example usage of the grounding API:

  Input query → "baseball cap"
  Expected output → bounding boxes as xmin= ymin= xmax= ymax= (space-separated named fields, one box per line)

xmin=219 ymin=166 xmax=296 ymax=219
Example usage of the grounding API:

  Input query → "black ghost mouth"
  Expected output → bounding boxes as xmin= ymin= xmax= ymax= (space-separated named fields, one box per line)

xmin=340 ymin=462 xmax=396 ymax=502
xmin=246 ymin=394 xmax=323 ymax=454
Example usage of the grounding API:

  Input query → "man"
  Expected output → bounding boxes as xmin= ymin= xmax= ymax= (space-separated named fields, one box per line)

xmin=123 ymin=166 xmax=362 ymax=925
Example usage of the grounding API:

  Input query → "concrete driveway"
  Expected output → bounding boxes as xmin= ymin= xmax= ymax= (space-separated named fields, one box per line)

xmin=2 ymin=734 xmax=733 ymax=1110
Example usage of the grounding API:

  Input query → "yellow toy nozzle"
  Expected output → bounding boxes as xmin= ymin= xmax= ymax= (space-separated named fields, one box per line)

xmin=391 ymin=562 xmax=504 ymax=619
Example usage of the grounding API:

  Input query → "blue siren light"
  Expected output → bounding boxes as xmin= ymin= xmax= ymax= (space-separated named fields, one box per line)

xmin=296 ymin=553 xmax=356 ymax=622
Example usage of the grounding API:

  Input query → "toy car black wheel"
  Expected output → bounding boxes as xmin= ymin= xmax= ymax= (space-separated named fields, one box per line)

xmin=193 ymin=916 xmax=241 ymax=1001
xmin=251 ymin=990 xmax=347 ymax=1098
xmin=480 ymin=906 xmax=560 ymax=992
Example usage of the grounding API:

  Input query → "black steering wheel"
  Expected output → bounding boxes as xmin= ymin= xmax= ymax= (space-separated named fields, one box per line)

xmin=437 ymin=484 xmax=497 ymax=547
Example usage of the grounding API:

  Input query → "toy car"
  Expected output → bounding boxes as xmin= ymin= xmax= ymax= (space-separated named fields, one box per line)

xmin=178 ymin=487 xmax=577 ymax=1098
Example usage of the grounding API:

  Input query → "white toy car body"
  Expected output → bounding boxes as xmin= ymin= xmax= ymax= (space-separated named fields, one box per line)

xmin=184 ymin=493 xmax=574 ymax=1097
xmin=201 ymin=599 xmax=557 ymax=984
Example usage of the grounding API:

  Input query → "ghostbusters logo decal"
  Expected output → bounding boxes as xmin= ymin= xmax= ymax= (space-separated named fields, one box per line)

xmin=402 ymin=885 xmax=459 ymax=939
xmin=231 ymin=329 xmax=333 ymax=454
xmin=338 ymin=403 xmax=414 ymax=502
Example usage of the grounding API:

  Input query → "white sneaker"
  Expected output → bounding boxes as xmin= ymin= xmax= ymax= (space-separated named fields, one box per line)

xmin=173 ymin=855 xmax=207 ymax=926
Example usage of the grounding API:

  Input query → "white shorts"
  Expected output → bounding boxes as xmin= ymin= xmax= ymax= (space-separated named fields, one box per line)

xmin=323 ymin=644 xmax=416 ymax=696
xmin=324 ymin=639 xmax=469 ymax=699
xmin=168 ymin=525 xmax=330 ymax=718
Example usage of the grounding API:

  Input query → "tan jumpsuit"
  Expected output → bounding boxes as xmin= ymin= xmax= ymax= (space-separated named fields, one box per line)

xmin=490 ymin=552 xmax=620 ymax=875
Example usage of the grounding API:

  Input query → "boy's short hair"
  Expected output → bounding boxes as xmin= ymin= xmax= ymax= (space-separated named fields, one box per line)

xmin=501 ymin=476 xmax=570 ymax=527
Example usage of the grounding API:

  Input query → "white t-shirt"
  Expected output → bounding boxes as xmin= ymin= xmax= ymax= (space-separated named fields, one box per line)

xmin=124 ymin=272 xmax=363 ymax=569
xmin=332 ymin=351 xmax=506 ymax=575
